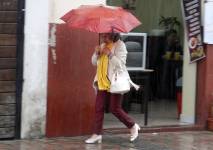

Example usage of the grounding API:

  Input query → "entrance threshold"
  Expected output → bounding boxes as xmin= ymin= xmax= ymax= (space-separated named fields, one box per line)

xmin=103 ymin=125 xmax=204 ymax=134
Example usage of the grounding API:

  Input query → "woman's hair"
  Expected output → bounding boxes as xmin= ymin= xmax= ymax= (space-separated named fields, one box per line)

xmin=100 ymin=33 xmax=120 ymax=43
xmin=108 ymin=33 xmax=120 ymax=42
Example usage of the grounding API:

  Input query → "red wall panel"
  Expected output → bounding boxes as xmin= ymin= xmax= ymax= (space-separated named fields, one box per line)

xmin=46 ymin=24 xmax=98 ymax=137
xmin=196 ymin=45 xmax=213 ymax=127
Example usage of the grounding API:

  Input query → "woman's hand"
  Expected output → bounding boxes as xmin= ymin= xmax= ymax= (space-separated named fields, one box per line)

xmin=100 ymin=47 xmax=111 ymax=56
xmin=95 ymin=45 xmax=112 ymax=56
xmin=95 ymin=45 xmax=101 ymax=55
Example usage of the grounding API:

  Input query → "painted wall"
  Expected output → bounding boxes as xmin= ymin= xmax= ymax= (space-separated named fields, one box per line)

xmin=49 ymin=0 xmax=106 ymax=23
xmin=21 ymin=0 xmax=49 ymax=138
xmin=195 ymin=0 xmax=213 ymax=127
xmin=196 ymin=45 xmax=213 ymax=126
xmin=107 ymin=0 xmax=183 ymax=35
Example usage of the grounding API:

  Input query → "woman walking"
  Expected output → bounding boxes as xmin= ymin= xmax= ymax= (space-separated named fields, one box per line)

xmin=85 ymin=33 xmax=140 ymax=144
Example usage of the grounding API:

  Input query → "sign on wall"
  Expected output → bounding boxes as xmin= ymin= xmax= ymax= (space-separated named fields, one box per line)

xmin=182 ymin=0 xmax=205 ymax=63
xmin=204 ymin=0 xmax=213 ymax=44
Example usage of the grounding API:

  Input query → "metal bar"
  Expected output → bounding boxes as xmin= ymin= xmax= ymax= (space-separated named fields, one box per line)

xmin=144 ymin=75 xmax=149 ymax=126
xmin=15 ymin=0 xmax=25 ymax=139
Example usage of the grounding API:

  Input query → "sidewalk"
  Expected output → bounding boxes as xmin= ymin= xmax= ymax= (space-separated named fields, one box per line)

xmin=0 ymin=131 xmax=213 ymax=150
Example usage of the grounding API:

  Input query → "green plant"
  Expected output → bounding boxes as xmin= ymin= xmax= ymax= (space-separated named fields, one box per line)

xmin=159 ymin=16 xmax=181 ymax=32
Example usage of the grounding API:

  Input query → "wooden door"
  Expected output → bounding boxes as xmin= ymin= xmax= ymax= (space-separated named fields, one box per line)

xmin=46 ymin=24 xmax=98 ymax=137
xmin=0 ymin=0 xmax=18 ymax=139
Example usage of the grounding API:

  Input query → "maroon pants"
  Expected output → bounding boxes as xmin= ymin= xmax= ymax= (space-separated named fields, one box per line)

xmin=93 ymin=90 xmax=135 ymax=134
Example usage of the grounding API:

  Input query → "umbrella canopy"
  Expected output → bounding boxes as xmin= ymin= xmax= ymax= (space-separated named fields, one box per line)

xmin=61 ymin=5 xmax=141 ymax=33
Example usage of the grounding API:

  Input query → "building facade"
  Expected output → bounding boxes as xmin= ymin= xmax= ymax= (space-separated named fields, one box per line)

xmin=0 ymin=0 xmax=212 ymax=139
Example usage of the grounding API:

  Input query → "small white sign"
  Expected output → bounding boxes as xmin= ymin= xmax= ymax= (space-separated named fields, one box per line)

xmin=204 ymin=1 xmax=213 ymax=44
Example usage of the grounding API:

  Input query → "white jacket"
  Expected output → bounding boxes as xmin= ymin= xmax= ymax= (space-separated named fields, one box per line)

xmin=91 ymin=39 xmax=139 ymax=91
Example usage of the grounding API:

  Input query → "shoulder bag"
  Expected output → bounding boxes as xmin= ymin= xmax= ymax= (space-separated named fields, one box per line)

xmin=110 ymin=71 xmax=130 ymax=94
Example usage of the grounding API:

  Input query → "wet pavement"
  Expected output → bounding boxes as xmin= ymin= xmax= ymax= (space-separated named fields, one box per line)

xmin=0 ymin=131 xmax=213 ymax=150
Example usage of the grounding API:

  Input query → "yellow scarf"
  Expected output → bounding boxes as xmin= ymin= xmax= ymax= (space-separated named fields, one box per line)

xmin=97 ymin=43 xmax=113 ymax=90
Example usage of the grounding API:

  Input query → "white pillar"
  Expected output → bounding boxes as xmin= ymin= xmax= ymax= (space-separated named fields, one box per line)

xmin=180 ymin=31 xmax=197 ymax=124
xmin=21 ymin=0 xmax=49 ymax=138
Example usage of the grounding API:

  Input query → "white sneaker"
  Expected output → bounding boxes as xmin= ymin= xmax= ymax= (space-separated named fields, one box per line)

xmin=85 ymin=134 xmax=102 ymax=144
xmin=130 ymin=123 xmax=140 ymax=142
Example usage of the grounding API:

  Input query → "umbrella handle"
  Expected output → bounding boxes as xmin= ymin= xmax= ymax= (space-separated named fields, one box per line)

xmin=99 ymin=33 xmax=100 ymax=45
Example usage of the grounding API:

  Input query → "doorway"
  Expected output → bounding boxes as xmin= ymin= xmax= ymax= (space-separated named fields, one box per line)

xmin=104 ymin=0 xmax=187 ymax=128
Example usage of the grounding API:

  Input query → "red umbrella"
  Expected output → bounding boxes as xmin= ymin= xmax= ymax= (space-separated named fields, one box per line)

xmin=61 ymin=5 xmax=141 ymax=33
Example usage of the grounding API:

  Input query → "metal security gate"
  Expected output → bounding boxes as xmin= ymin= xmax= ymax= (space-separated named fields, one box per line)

xmin=0 ymin=0 xmax=24 ymax=139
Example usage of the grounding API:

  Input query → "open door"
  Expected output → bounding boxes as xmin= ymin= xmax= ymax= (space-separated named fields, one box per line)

xmin=46 ymin=24 xmax=98 ymax=137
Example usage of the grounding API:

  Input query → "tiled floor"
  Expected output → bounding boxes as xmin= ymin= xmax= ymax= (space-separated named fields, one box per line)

xmin=104 ymin=99 xmax=191 ymax=128
xmin=0 ymin=131 xmax=213 ymax=150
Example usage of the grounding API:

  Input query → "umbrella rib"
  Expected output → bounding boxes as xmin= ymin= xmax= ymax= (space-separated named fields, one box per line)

xmin=60 ymin=5 xmax=141 ymax=33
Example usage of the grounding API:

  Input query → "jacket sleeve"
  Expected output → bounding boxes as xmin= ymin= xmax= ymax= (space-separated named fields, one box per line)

xmin=110 ymin=41 xmax=127 ymax=70
xmin=91 ymin=52 xmax=98 ymax=66
xmin=91 ymin=43 xmax=106 ymax=66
